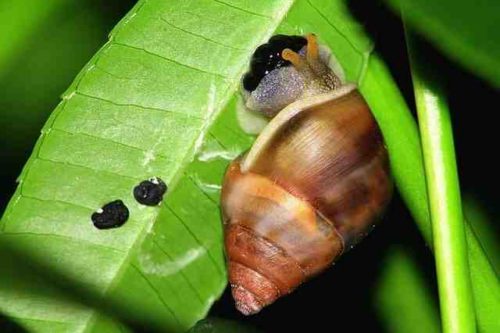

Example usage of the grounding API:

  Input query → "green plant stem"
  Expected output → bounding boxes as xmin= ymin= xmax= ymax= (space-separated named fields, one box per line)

xmin=406 ymin=33 xmax=476 ymax=332
xmin=359 ymin=55 xmax=499 ymax=332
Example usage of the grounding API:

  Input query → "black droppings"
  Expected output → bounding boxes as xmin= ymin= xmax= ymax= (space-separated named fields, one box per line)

xmin=91 ymin=200 xmax=129 ymax=229
xmin=243 ymin=34 xmax=307 ymax=92
xmin=133 ymin=177 xmax=167 ymax=206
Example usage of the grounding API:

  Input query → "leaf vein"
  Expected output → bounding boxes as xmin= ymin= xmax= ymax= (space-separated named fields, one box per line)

xmin=151 ymin=239 xmax=205 ymax=305
xmin=185 ymin=173 xmax=219 ymax=207
xmin=92 ymin=63 xmax=137 ymax=81
xmin=14 ymin=194 xmax=94 ymax=211
xmin=0 ymin=232 xmax=125 ymax=254
xmin=45 ymin=128 xmax=176 ymax=168
xmin=164 ymin=203 xmax=224 ymax=277
xmin=111 ymin=42 xmax=229 ymax=79
xmin=36 ymin=155 xmax=141 ymax=182
xmin=211 ymin=0 xmax=272 ymax=19
xmin=159 ymin=17 xmax=247 ymax=51
xmin=72 ymin=91 xmax=203 ymax=120
xmin=131 ymin=264 xmax=181 ymax=326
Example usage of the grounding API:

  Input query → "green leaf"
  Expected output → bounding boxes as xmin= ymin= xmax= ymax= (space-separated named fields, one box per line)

xmin=463 ymin=195 xmax=500 ymax=273
xmin=376 ymin=247 xmax=441 ymax=333
xmin=0 ymin=0 xmax=66 ymax=78
xmin=385 ymin=0 xmax=500 ymax=87
xmin=0 ymin=0 xmax=372 ymax=331
xmin=1 ymin=0 xmax=499 ymax=332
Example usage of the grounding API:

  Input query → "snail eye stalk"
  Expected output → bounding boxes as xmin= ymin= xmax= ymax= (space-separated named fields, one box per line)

xmin=281 ymin=48 xmax=306 ymax=68
xmin=305 ymin=33 xmax=319 ymax=63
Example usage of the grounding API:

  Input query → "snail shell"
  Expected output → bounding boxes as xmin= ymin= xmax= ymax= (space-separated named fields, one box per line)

xmin=221 ymin=35 xmax=392 ymax=315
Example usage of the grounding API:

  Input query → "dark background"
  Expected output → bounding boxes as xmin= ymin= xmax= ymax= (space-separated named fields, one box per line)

xmin=0 ymin=1 xmax=498 ymax=332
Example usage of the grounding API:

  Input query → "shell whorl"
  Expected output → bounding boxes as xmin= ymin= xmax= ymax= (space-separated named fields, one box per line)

xmin=221 ymin=86 xmax=392 ymax=315
xmin=221 ymin=161 xmax=344 ymax=314
xmin=242 ymin=84 xmax=357 ymax=172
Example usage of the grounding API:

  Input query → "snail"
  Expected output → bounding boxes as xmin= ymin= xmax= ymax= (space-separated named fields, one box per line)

xmin=221 ymin=34 xmax=392 ymax=315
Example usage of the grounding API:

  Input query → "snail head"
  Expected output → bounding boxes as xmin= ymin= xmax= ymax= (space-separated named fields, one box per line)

xmin=242 ymin=34 xmax=341 ymax=117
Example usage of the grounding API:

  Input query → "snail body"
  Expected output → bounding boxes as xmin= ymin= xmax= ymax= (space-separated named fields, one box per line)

xmin=221 ymin=35 xmax=392 ymax=315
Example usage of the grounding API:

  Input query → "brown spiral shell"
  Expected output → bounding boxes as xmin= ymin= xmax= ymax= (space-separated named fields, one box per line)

xmin=220 ymin=84 xmax=392 ymax=315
